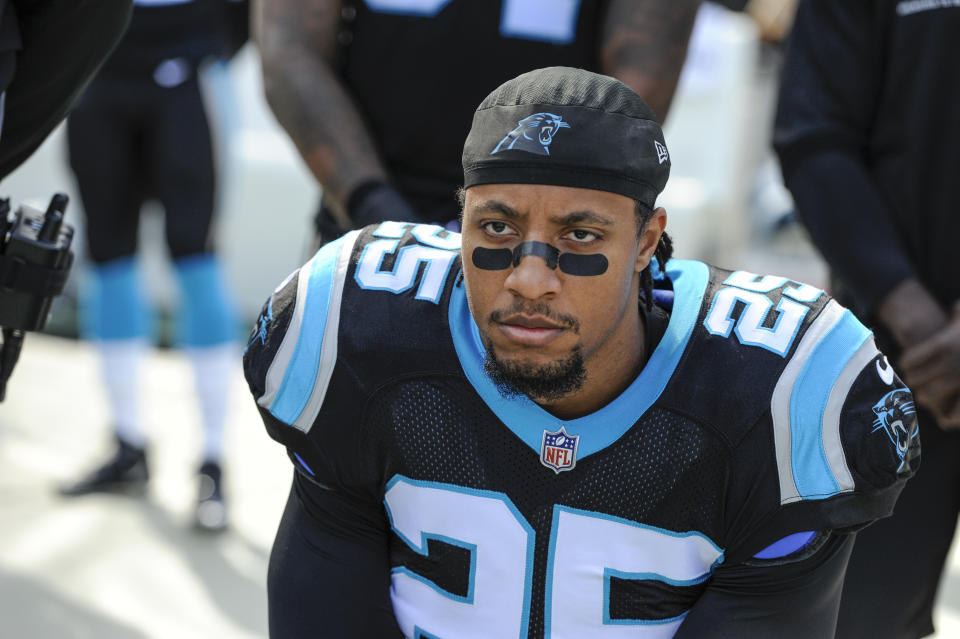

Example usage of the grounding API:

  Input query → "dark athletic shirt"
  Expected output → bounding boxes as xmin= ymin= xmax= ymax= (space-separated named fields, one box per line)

xmin=774 ymin=0 xmax=960 ymax=317
xmin=336 ymin=0 xmax=611 ymax=221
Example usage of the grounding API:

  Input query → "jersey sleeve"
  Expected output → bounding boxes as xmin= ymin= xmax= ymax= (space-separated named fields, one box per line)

xmin=772 ymin=0 xmax=883 ymax=169
xmin=268 ymin=473 xmax=403 ymax=638
xmin=723 ymin=301 xmax=919 ymax=563
xmin=242 ymin=231 xmax=377 ymax=491
xmin=675 ymin=532 xmax=855 ymax=638
xmin=243 ymin=223 xmax=464 ymax=494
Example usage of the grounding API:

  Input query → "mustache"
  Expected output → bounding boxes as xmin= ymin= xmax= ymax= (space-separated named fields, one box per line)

xmin=489 ymin=302 xmax=580 ymax=333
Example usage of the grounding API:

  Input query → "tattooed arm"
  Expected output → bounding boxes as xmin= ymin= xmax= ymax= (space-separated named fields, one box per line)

xmin=601 ymin=0 xmax=701 ymax=124
xmin=254 ymin=0 xmax=386 ymax=217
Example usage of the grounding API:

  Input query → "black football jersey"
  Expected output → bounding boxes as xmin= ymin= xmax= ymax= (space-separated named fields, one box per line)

xmin=336 ymin=0 xmax=610 ymax=220
xmin=244 ymin=223 xmax=918 ymax=638
xmin=101 ymin=0 xmax=232 ymax=75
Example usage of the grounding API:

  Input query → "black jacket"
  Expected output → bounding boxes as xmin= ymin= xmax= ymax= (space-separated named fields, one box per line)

xmin=774 ymin=0 xmax=960 ymax=318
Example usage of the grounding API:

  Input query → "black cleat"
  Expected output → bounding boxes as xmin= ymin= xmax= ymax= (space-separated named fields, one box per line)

xmin=194 ymin=460 xmax=227 ymax=533
xmin=59 ymin=436 xmax=149 ymax=497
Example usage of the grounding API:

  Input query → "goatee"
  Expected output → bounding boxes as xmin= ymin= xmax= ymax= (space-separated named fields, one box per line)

xmin=483 ymin=341 xmax=586 ymax=402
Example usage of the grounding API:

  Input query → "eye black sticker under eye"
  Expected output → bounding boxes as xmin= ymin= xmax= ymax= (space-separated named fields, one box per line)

xmin=471 ymin=246 xmax=513 ymax=270
xmin=558 ymin=252 xmax=607 ymax=276
xmin=471 ymin=242 xmax=608 ymax=276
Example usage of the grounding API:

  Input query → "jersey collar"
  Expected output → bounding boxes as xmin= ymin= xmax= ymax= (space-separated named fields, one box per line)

xmin=448 ymin=259 xmax=710 ymax=459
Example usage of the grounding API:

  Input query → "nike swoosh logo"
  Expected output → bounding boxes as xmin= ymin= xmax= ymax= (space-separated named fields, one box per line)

xmin=876 ymin=357 xmax=895 ymax=385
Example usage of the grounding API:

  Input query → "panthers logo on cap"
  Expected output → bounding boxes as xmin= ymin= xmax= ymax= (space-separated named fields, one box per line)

xmin=492 ymin=112 xmax=570 ymax=156
xmin=871 ymin=387 xmax=918 ymax=462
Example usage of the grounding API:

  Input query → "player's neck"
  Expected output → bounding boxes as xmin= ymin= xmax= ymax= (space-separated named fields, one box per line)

xmin=535 ymin=306 xmax=646 ymax=420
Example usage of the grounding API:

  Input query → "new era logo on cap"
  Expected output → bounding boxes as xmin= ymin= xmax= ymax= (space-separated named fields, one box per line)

xmin=655 ymin=140 xmax=668 ymax=164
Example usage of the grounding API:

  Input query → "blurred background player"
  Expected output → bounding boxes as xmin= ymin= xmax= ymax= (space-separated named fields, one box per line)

xmin=254 ymin=0 xmax=702 ymax=243
xmin=774 ymin=1 xmax=960 ymax=637
xmin=58 ymin=0 xmax=249 ymax=533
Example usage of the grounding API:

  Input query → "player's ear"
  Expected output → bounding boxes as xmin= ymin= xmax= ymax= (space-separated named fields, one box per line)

xmin=636 ymin=207 xmax=666 ymax=274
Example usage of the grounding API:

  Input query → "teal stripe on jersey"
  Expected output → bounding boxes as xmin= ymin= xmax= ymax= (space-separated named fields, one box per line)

xmin=790 ymin=310 xmax=871 ymax=499
xmin=269 ymin=239 xmax=343 ymax=425
xmin=449 ymin=259 xmax=710 ymax=459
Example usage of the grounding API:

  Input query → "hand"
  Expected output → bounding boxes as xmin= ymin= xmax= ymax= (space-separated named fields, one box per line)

xmin=347 ymin=181 xmax=425 ymax=229
xmin=935 ymin=394 xmax=960 ymax=430
xmin=900 ymin=301 xmax=960 ymax=429
xmin=876 ymin=278 xmax=948 ymax=349
xmin=312 ymin=201 xmax=348 ymax=251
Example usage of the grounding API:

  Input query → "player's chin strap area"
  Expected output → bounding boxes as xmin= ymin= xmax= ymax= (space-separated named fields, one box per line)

xmin=472 ymin=241 xmax=608 ymax=276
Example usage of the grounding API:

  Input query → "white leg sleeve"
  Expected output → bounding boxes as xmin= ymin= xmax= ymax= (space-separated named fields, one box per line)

xmin=186 ymin=342 xmax=237 ymax=463
xmin=99 ymin=338 xmax=149 ymax=448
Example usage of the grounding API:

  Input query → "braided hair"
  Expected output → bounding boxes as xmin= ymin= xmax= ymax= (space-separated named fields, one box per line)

xmin=635 ymin=200 xmax=674 ymax=311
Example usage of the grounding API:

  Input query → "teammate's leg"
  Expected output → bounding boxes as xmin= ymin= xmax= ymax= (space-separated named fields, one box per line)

xmin=60 ymin=80 xmax=152 ymax=495
xmin=174 ymin=254 xmax=236 ymax=464
xmin=151 ymin=68 xmax=236 ymax=530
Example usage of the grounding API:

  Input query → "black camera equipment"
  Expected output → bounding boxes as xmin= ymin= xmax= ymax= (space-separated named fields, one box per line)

xmin=0 ymin=193 xmax=74 ymax=401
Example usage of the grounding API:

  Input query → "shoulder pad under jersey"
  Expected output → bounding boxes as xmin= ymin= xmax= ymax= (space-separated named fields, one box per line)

xmin=243 ymin=223 xmax=464 ymax=468
xmin=659 ymin=265 xmax=918 ymax=560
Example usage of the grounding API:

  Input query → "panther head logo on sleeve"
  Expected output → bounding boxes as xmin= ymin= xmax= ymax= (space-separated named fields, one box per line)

xmin=871 ymin=388 xmax=918 ymax=461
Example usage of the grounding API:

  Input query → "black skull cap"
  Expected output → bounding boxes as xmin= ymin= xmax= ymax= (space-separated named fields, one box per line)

xmin=462 ymin=66 xmax=670 ymax=210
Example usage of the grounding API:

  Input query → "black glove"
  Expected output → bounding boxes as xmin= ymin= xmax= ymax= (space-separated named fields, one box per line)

xmin=312 ymin=201 xmax=346 ymax=250
xmin=346 ymin=181 xmax=426 ymax=229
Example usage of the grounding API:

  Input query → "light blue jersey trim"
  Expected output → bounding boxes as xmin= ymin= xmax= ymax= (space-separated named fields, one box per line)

xmin=365 ymin=0 xmax=453 ymax=17
xmin=268 ymin=238 xmax=344 ymax=425
xmin=391 ymin=535 xmax=478 ymax=605
xmin=544 ymin=504 xmax=723 ymax=634
xmin=790 ymin=310 xmax=871 ymax=498
xmin=385 ymin=475 xmax=534 ymax=639
xmin=448 ymin=259 xmax=710 ymax=459
xmin=602 ymin=567 xmax=702 ymax=626
xmin=499 ymin=0 xmax=582 ymax=44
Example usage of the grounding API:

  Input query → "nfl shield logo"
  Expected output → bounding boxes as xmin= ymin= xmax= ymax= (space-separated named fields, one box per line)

xmin=540 ymin=427 xmax=579 ymax=473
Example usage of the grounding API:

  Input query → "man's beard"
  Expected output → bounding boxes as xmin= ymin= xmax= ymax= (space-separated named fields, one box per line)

xmin=483 ymin=340 xmax=586 ymax=402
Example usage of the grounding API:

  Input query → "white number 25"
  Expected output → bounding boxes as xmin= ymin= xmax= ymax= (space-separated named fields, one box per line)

xmin=703 ymin=271 xmax=823 ymax=357
xmin=385 ymin=476 xmax=723 ymax=638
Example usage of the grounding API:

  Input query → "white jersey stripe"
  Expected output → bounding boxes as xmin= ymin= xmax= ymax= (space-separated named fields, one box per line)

xmin=258 ymin=266 xmax=312 ymax=412
xmin=294 ymin=231 xmax=360 ymax=432
xmin=821 ymin=336 xmax=880 ymax=493
xmin=258 ymin=232 xmax=359 ymax=431
xmin=771 ymin=300 xmax=845 ymax=504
